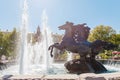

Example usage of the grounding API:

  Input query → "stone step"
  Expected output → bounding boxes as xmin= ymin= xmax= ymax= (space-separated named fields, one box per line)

xmin=79 ymin=73 xmax=120 ymax=80
xmin=7 ymin=74 xmax=79 ymax=80
xmin=8 ymin=75 xmax=44 ymax=80
xmin=43 ymin=74 xmax=79 ymax=80
xmin=0 ymin=72 xmax=120 ymax=80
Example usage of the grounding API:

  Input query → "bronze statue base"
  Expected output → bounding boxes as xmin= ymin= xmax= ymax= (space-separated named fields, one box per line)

xmin=64 ymin=58 xmax=107 ymax=74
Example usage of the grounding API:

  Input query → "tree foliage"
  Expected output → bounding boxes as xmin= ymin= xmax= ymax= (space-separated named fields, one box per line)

xmin=109 ymin=34 xmax=120 ymax=45
xmin=0 ymin=31 xmax=4 ymax=56
xmin=99 ymin=50 xmax=113 ymax=59
xmin=88 ymin=25 xmax=120 ymax=59
xmin=0 ymin=28 xmax=18 ymax=58
xmin=88 ymin=25 xmax=116 ymax=42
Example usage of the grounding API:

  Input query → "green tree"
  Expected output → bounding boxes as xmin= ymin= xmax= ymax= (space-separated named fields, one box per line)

xmin=0 ymin=28 xmax=18 ymax=58
xmin=88 ymin=25 xmax=120 ymax=59
xmin=88 ymin=25 xmax=116 ymax=42
xmin=0 ymin=30 xmax=10 ymax=57
xmin=7 ymin=28 xmax=17 ymax=57
xmin=0 ymin=30 xmax=4 ymax=56
xmin=110 ymin=34 xmax=120 ymax=45
xmin=99 ymin=50 xmax=113 ymax=59
xmin=109 ymin=34 xmax=120 ymax=51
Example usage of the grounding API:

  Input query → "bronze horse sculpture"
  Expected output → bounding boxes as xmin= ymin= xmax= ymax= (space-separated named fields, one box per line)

xmin=48 ymin=21 xmax=116 ymax=74
xmin=48 ymin=22 xmax=91 ymax=60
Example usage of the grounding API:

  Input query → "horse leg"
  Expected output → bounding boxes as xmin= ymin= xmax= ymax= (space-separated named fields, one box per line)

xmin=48 ymin=43 xmax=65 ymax=57
xmin=48 ymin=45 xmax=54 ymax=57
xmin=50 ymin=46 xmax=54 ymax=57
xmin=48 ymin=46 xmax=51 ymax=50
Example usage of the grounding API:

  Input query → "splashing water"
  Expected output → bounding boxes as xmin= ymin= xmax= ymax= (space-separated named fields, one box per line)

xmin=0 ymin=0 xmax=66 ymax=75
xmin=19 ymin=0 xmax=29 ymax=74
xmin=67 ymin=52 xmax=72 ymax=61
xmin=19 ymin=0 xmax=55 ymax=74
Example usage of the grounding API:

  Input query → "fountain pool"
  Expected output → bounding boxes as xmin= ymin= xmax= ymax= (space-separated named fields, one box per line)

xmin=1 ymin=62 xmax=120 ymax=75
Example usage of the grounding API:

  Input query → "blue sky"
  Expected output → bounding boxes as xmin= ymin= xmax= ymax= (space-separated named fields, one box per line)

xmin=0 ymin=0 xmax=120 ymax=34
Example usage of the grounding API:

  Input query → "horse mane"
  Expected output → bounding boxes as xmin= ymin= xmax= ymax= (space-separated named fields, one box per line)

xmin=72 ymin=23 xmax=90 ymax=41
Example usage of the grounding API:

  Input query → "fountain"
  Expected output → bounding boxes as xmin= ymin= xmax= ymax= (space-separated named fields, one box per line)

xmin=19 ymin=0 xmax=28 ymax=74
xmin=19 ymin=0 xmax=55 ymax=75
xmin=0 ymin=0 xmax=120 ymax=79
xmin=0 ymin=0 xmax=65 ymax=75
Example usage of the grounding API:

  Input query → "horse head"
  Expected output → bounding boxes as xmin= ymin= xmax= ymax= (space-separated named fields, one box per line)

xmin=91 ymin=40 xmax=117 ymax=56
xmin=58 ymin=21 xmax=73 ymax=30
xmin=92 ymin=40 xmax=116 ymax=50
xmin=102 ymin=41 xmax=117 ymax=50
